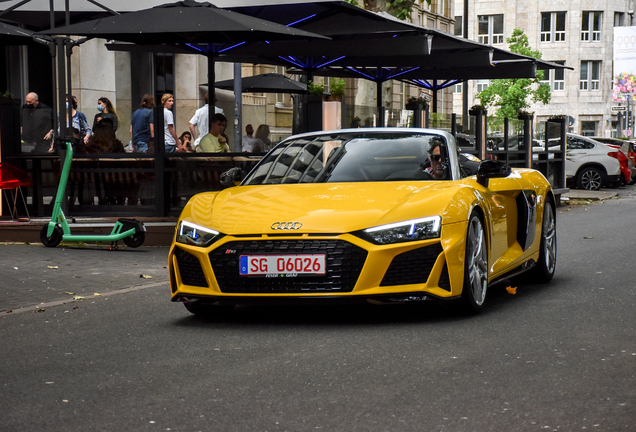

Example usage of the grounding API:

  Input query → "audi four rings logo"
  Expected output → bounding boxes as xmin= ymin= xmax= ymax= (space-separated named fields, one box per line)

xmin=271 ymin=222 xmax=302 ymax=230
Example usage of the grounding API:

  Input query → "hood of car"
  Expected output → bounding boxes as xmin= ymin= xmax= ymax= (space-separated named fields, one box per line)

xmin=186 ymin=182 xmax=464 ymax=235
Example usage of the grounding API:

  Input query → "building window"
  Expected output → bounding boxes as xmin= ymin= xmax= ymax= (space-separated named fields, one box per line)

xmin=454 ymin=83 xmax=462 ymax=94
xmin=476 ymin=80 xmax=490 ymax=93
xmin=581 ymin=121 xmax=597 ymax=136
xmin=614 ymin=12 xmax=624 ymax=27
xmin=454 ymin=16 xmax=463 ymax=36
xmin=582 ymin=11 xmax=602 ymax=41
xmin=478 ymin=15 xmax=504 ymax=45
xmin=541 ymin=12 xmax=566 ymax=42
xmin=541 ymin=61 xmax=566 ymax=91
xmin=580 ymin=61 xmax=601 ymax=91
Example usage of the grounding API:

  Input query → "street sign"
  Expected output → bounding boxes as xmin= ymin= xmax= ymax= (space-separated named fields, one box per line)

xmin=612 ymin=105 xmax=627 ymax=112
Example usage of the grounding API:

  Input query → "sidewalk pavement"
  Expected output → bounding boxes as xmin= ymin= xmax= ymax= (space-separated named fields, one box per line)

xmin=561 ymin=189 xmax=618 ymax=201
xmin=0 ymin=243 xmax=170 ymax=314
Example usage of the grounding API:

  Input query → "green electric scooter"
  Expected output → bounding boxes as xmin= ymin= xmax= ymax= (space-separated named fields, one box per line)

xmin=40 ymin=139 xmax=146 ymax=249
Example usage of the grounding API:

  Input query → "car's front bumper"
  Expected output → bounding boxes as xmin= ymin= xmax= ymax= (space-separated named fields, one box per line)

xmin=169 ymin=224 xmax=469 ymax=303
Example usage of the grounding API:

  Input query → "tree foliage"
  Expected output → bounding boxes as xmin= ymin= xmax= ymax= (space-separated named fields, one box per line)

xmin=476 ymin=29 xmax=552 ymax=118
xmin=344 ymin=0 xmax=431 ymax=21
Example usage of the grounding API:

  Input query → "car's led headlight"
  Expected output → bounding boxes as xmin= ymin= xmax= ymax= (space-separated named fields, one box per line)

xmin=361 ymin=216 xmax=441 ymax=245
xmin=176 ymin=221 xmax=223 ymax=247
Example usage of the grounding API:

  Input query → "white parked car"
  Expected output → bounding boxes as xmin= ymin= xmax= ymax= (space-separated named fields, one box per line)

xmin=562 ymin=134 xmax=621 ymax=190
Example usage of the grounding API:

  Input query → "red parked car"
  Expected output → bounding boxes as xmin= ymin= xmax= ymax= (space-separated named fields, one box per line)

xmin=591 ymin=137 xmax=635 ymax=185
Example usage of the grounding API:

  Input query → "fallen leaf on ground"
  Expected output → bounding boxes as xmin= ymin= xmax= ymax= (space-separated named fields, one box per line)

xmin=140 ymin=275 xmax=152 ymax=279
xmin=73 ymin=296 xmax=85 ymax=300
xmin=35 ymin=308 xmax=45 ymax=313
xmin=506 ymin=286 xmax=517 ymax=294
xmin=94 ymin=293 xmax=102 ymax=296
xmin=65 ymin=292 xmax=75 ymax=295
xmin=584 ymin=236 xmax=594 ymax=239
xmin=47 ymin=266 xmax=58 ymax=269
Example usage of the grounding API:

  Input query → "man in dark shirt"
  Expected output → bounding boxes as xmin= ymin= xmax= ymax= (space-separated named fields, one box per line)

xmin=130 ymin=94 xmax=155 ymax=153
xmin=21 ymin=92 xmax=54 ymax=153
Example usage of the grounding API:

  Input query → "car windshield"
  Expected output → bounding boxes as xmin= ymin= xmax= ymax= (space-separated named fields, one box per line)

xmin=242 ymin=132 xmax=450 ymax=185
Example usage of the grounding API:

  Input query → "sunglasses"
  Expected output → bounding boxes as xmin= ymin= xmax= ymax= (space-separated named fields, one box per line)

xmin=431 ymin=154 xmax=442 ymax=162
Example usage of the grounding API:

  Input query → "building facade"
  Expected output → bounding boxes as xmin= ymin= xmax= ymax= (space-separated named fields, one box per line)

xmin=453 ymin=0 xmax=635 ymax=137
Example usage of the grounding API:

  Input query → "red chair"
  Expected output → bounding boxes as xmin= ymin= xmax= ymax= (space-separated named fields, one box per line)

xmin=0 ymin=162 xmax=33 ymax=221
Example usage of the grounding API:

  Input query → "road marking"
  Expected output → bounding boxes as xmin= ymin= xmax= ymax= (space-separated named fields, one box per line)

xmin=1 ymin=281 xmax=169 ymax=316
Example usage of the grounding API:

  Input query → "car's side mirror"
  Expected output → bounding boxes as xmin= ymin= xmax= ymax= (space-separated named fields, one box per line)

xmin=220 ymin=167 xmax=242 ymax=188
xmin=476 ymin=160 xmax=511 ymax=187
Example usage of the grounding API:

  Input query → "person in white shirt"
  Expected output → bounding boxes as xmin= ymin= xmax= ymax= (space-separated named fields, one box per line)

xmin=189 ymin=92 xmax=224 ymax=150
xmin=161 ymin=93 xmax=183 ymax=153
xmin=241 ymin=124 xmax=261 ymax=152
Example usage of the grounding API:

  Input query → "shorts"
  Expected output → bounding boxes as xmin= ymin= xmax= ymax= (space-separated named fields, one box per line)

xmin=165 ymin=144 xmax=177 ymax=154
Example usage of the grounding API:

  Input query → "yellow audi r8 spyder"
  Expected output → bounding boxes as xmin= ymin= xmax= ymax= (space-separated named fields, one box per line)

xmin=169 ymin=128 xmax=556 ymax=316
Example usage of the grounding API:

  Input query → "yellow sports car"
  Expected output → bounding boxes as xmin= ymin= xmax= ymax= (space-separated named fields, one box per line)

xmin=169 ymin=128 xmax=556 ymax=316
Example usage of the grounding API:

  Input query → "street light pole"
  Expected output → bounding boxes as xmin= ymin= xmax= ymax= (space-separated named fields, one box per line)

xmin=462 ymin=0 xmax=469 ymax=130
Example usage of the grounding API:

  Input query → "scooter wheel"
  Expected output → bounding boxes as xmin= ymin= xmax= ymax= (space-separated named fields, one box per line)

xmin=123 ymin=232 xmax=145 ymax=248
xmin=40 ymin=225 xmax=63 ymax=248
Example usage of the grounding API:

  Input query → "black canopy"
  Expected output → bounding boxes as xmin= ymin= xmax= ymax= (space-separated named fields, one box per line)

xmin=37 ymin=1 xmax=326 ymax=45
xmin=36 ymin=0 xmax=326 ymax=135
xmin=212 ymin=73 xmax=307 ymax=94
xmin=0 ymin=21 xmax=46 ymax=45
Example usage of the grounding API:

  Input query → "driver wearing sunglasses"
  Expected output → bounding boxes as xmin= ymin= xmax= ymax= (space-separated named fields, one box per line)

xmin=424 ymin=137 xmax=447 ymax=179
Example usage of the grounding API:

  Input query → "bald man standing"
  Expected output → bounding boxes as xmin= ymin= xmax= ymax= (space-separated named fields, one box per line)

xmin=21 ymin=92 xmax=54 ymax=153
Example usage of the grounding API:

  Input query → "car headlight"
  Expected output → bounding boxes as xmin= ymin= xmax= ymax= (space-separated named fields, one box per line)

xmin=176 ymin=221 xmax=223 ymax=247
xmin=358 ymin=216 xmax=441 ymax=245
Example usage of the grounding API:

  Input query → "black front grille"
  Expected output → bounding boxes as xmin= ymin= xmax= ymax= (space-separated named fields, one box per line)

xmin=174 ymin=247 xmax=208 ymax=287
xmin=209 ymin=239 xmax=368 ymax=293
xmin=380 ymin=244 xmax=443 ymax=286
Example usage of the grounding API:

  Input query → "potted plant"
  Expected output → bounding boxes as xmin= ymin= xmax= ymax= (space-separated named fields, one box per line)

xmin=329 ymin=78 xmax=345 ymax=101
xmin=469 ymin=104 xmax=487 ymax=116
xmin=406 ymin=96 xmax=429 ymax=111
xmin=518 ymin=110 xmax=534 ymax=120
xmin=307 ymin=80 xmax=325 ymax=101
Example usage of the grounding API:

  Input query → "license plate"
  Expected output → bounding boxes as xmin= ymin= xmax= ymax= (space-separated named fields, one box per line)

xmin=239 ymin=254 xmax=326 ymax=275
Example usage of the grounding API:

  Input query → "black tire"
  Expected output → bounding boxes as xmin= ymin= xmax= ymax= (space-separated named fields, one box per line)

xmin=123 ymin=231 xmax=145 ymax=248
xmin=459 ymin=211 xmax=489 ymax=313
xmin=526 ymin=201 xmax=557 ymax=283
xmin=40 ymin=224 xmax=63 ymax=248
xmin=576 ymin=166 xmax=603 ymax=191
xmin=184 ymin=301 xmax=234 ymax=319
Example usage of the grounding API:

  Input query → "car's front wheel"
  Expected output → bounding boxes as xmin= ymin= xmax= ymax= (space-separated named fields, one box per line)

xmin=460 ymin=211 xmax=488 ymax=313
xmin=576 ymin=166 xmax=603 ymax=190
xmin=184 ymin=301 xmax=234 ymax=319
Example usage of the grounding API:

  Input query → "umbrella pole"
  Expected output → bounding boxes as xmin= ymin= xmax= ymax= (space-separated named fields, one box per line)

xmin=233 ymin=63 xmax=242 ymax=152
xmin=432 ymin=80 xmax=438 ymax=114
xmin=207 ymin=48 xmax=216 ymax=141
xmin=376 ymin=75 xmax=384 ymax=128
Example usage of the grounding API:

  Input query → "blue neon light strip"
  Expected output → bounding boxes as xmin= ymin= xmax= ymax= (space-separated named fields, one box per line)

xmin=185 ymin=43 xmax=204 ymax=53
xmin=315 ymin=56 xmax=346 ymax=69
xmin=278 ymin=56 xmax=307 ymax=69
xmin=287 ymin=14 xmax=317 ymax=27
xmin=386 ymin=67 xmax=420 ymax=80
xmin=219 ymin=41 xmax=246 ymax=53
xmin=345 ymin=67 xmax=376 ymax=81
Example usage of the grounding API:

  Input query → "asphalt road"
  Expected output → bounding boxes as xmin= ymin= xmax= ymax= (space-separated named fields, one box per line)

xmin=1 ymin=187 xmax=635 ymax=431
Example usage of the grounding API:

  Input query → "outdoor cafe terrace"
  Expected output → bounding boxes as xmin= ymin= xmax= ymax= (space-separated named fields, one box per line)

xmin=0 ymin=102 xmax=568 ymax=220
